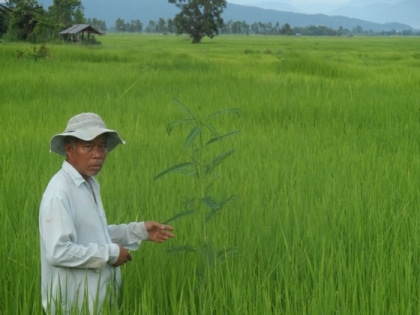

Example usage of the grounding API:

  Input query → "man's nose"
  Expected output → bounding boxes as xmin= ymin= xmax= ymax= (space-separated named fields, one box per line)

xmin=92 ymin=145 xmax=107 ymax=156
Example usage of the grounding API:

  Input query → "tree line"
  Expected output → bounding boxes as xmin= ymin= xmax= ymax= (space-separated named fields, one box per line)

xmin=111 ymin=19 xmax=419 ymax=37
xmin=1 ymin=0 xmax=84 ymax=42
xmin=0 ymin=0 xmax=228 ymax=43
xmin=1 ymin=0 xmax=418 ymax=44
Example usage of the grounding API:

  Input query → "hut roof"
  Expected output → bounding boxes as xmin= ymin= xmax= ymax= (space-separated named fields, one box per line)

xmin=59 ymin=24 xmax=104 ymax=35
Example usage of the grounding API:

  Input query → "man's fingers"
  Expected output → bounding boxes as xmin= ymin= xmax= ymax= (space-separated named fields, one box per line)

xmin=163 ymin=230 xmax=175 ymax=238
xmin=161 ymin=224 xmax=174 ymax=231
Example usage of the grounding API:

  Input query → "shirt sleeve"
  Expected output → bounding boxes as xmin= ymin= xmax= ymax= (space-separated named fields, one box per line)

xmin=107 ymin=243 xmax=120 ymax=265
xmin=39 ymin=195 xmax=114 ymax=269
xmin=107 ymin=222 xmax=149 ymax=250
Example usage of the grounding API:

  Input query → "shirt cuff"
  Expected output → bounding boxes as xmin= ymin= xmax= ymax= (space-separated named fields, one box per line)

xmin=107 ymin=243 xmax=120 ymax=265
xmin=133 ymin=222 xmax=149 ymax=240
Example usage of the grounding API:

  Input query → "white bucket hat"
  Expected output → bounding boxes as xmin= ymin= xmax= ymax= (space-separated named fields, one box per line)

xmin=50 ymin=112 xmax=125 ymax=156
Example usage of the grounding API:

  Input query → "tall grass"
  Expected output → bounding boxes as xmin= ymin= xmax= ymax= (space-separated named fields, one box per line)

xmin=0 ymin=34 xmax=419 ymax=314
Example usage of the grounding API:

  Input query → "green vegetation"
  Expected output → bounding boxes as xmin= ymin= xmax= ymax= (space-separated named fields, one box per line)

xmin=1 ymin=0 xmax=84 ymax=42
xmin=0 ymin=34 xmax=419 ymax=314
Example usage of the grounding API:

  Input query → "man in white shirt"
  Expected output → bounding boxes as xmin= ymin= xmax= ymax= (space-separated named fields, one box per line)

xmin=39 ymin=112 xmax=174 ymax=314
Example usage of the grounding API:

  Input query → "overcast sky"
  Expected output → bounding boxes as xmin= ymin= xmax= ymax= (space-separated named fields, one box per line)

xmin=229 ymin=0 xmax=400 ymax=14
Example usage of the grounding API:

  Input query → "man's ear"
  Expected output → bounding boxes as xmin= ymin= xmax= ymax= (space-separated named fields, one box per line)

xmin=64 ymin=142 xmax=74 ymax=157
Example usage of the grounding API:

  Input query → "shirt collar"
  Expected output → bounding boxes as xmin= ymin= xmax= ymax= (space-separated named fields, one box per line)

xmin=62 ymin=160 xmax=87 ymax=187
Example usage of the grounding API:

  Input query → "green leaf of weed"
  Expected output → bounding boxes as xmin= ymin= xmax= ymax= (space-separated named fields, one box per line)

xmin=154 ymin=162 xmax=193 ymax=180
xmin=163 ymin=209 xmax=196 ymax=224
xmin=205 ymin=149 xmax=235 ymax=175
xmin=206 ymin=108 xmax=242 ymax=119
xmin=166 ymin=118 xmax=195 ymax=135
xmin=173 ymin=98 xmax=197 ymax=120
xmin=201 ymin=196 xmax=220 ymax=210
xmin=206 ymin=130 xmax=241 ymax=145
xmin=184 ymin=125 xmax=202 ymax=147
xmin=203 ymin=121 xmax=219 ymax=139
xmin=205 ymin=195 xmax=236 ymax=222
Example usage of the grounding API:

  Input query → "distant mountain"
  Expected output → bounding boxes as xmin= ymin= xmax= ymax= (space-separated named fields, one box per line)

xmin=223 ymin=4 xmax=413 ymax=31
xmin=244 ymin=1 xmax=301 ymax=13
xmin=36 ymin=0 xmax=414 ymax=31
xmin=332 ymin=0 xmax=420 ymax=29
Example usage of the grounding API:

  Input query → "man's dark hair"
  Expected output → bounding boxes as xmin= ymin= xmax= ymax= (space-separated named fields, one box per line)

xmin=64 ymin=136 xmax=78 ymax=145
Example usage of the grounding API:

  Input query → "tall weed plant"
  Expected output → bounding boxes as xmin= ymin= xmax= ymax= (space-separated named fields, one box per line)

xmin=154 ymin=99 xmax=241 ymax=286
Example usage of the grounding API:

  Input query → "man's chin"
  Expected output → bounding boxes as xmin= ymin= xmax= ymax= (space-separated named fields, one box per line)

xmin=89 ymin=165 xmax=103 ymax=175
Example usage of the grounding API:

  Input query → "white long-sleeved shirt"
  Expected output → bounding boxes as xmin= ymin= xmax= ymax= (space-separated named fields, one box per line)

xmin=39 ymin=161 xmax=148 ymax=314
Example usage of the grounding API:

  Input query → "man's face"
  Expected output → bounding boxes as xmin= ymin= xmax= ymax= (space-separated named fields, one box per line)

xmin=65 ymin=134 xmax=108 ymax=180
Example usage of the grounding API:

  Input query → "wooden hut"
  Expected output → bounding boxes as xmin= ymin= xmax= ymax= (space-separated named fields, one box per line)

xmin=59 ymin=24 xmax=104 ymax=43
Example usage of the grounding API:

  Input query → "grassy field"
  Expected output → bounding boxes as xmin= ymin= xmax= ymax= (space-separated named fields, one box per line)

xmin=1 ymin=34 xmax=419 ymax=314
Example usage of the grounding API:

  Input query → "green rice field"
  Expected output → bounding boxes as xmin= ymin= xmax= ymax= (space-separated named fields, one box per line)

xmin=0 ymin=34 xmax=419 ymax=314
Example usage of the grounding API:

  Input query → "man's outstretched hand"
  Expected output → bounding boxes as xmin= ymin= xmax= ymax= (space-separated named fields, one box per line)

xmin=113 ymin=222 xmax=174 ymax=267
xmin=145 ymin=221 xmax=175 ymax=243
